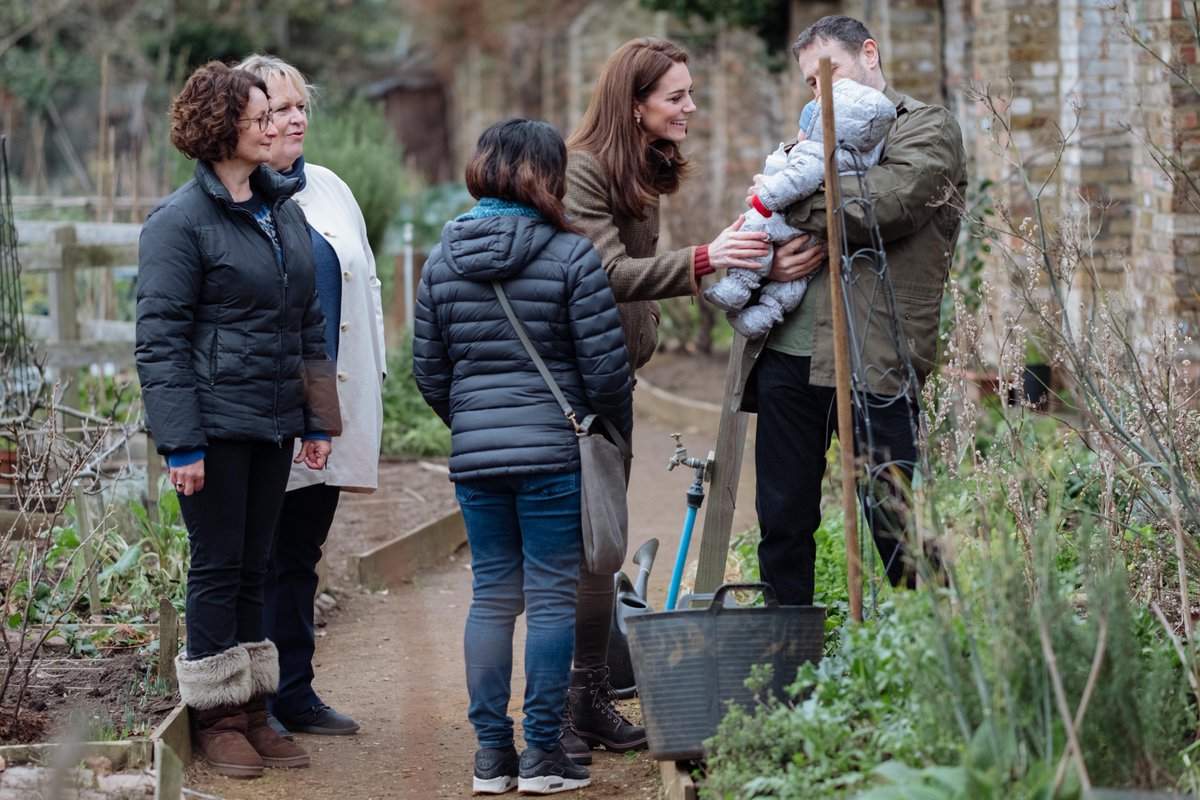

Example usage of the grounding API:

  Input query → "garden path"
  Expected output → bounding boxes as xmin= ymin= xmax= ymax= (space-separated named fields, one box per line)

xmin=185 ymin=353 xmax=757 ymax=799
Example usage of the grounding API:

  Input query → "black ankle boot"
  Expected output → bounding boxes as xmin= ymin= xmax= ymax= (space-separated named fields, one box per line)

xmin=559 ymin=703 xmax=593 ymax=765
xmin=567 ymin=666 xmax=647 ymax=753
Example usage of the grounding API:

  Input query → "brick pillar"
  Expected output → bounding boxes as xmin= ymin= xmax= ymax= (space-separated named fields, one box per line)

xmin=873 ymin=0 xmax=946 ymax=104
xmin=1059 ymin=0 xmax=1134 ymax=313
xmin=1129 ymin=0 xmax=1200 ymax=347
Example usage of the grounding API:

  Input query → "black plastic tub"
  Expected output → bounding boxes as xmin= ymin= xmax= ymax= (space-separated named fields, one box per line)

xmin=627 ymin=583 xmax=825 ymax=761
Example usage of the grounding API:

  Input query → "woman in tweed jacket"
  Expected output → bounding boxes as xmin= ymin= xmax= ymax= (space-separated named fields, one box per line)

xmin=559 ymin=36 xmax=776 ymax=762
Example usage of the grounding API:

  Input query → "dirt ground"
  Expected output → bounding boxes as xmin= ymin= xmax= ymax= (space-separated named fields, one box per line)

xmin=184 ymin=350 xmax=745 ymax=800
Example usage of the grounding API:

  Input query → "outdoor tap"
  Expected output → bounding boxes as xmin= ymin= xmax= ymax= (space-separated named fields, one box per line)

xmin=665 ymin=432 xmax=714 ymax=485
xmin=666 ymin=432 xmax=690 ymax=472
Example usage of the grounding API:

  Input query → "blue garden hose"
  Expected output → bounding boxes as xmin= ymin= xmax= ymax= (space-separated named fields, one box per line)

xmin=665 ymin=481 xmax=706 ymax=610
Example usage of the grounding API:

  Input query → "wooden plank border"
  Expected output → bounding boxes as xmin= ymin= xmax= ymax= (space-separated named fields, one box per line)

xmin=352 ymin=508 xmax=467 ymax=589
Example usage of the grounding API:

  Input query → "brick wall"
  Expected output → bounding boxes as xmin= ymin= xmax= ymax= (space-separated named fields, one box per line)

xmin=437 ymin=0 xmax=1199 ymax=347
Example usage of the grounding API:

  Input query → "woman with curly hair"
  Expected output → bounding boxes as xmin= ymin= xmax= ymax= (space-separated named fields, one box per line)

xmin=135 ymin=60 xmax=341 ymax=779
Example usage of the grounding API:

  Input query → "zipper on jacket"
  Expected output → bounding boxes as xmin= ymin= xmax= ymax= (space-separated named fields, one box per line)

xmin=221 ymin=192 xmax=288 ymax=446
xmin=208 ymin=330 xmax=218 ymax=388
xmin=272 ymin=197 xmax=290 ymax=447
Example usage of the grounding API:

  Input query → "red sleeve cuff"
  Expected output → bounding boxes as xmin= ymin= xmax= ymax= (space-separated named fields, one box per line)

xmin=751 ymin=195 xmax=773 ymax=217
xmin=693 ymin=245 xmax=714 ymax=278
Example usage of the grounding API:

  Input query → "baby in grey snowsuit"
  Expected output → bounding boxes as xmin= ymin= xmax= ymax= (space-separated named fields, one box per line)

xmin=702 ymin=79 xmax=896 ymax=339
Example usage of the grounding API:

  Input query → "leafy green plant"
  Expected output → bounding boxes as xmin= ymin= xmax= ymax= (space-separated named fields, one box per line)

xmin=702 ymin=597 xmax=955 ymax=800
xmin=96 ymin=482 xmax=190 ymax=612
xmin=305 ymin=95 xmax=423 ymax=254
xmin=380 ymin=331 xmax=451 ymax=458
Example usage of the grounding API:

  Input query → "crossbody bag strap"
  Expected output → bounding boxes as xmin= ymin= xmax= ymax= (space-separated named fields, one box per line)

xmin=491 ymin=280 xmax=579 ymax=432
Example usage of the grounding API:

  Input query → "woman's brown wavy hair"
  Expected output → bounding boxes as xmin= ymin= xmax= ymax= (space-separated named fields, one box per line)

xmin=465 ymin=119 xmax=578 ymax=233
xmin=169 ymin=61 xmax=268 ymax=162
xmin=566 ymin=37 xmax=692 ymax=220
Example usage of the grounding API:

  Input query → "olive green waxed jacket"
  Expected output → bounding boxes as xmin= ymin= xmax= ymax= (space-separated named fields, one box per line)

xmin=566 ymin=150 xmax=699 ymax=374
xmin=782 ymin=85 xmax=967 ymax=395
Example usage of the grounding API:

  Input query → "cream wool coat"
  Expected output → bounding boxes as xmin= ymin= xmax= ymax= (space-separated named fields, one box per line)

xmin=286 ymin=163 xmax=386 ymax=492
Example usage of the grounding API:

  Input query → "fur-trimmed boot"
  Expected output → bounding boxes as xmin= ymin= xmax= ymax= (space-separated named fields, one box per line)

xmin=176 ymin=646 xmax=263 ymax=779
xmin=243 ymin=640 xmax=310 ymax=768
xmin=567 ymin=666 xmax=647 ymax=753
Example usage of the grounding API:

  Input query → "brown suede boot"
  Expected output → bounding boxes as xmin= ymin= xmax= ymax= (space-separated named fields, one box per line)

xmin=244 ymin=696 xmax=310 ymax=767
xmin=242 ymin=640 xmax=310 ymax=768
xmin=192 ymin=704 xmax=265 ymax=779
xmin=176 ymin=645 xmax=262 ymax=779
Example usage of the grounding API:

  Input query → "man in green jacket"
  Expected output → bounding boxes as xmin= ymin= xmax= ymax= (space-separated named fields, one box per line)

xmin=753 ymin=15 xmax=967 ymax=605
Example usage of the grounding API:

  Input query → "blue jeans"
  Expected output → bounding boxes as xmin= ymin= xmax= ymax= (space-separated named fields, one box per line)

xmin=456 ymin=471 xmax=582 ymax=751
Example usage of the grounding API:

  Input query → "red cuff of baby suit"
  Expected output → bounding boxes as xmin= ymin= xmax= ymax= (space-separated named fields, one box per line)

xmin=693 ymin=245 xmax=714 ymax=278
xmin=751 ymin=194 xmax=773 ymax=218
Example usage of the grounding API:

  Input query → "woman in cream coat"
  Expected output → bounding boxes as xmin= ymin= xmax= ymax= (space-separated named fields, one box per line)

xmin=236 ymin=53 xmax=386 ymax=738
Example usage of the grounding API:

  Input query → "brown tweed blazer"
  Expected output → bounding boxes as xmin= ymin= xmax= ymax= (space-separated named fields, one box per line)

xmin=565 ymin=150 xmax=698 ymax=373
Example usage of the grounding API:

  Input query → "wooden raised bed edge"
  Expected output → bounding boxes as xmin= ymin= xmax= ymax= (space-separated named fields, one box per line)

xmin=352 ymin=508 xmax=467 ymax=589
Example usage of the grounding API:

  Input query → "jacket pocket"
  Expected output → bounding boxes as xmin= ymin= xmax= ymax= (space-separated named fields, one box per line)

xmin=207 ymin=329 xmax=219 ymax=387
xmin=892 ymin=290 xmax=943 ymax=375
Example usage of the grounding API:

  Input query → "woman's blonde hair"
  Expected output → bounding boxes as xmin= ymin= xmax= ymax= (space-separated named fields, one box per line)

xmin=233 ymin=53 xmax=318 ymax=108
xmin=566 ymin=37 xmax=692 ymax=220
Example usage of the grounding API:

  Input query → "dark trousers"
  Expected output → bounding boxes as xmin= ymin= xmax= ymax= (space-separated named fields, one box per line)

xmin=178 ymin=439 xmax=294 ymax=660
xmin=264 ymin=482 xmax=340 ymax=718
xmin=573 ymin=568 xmax=615 ymax=669
xmin=754 ymin=350 xmax=918 ymax=606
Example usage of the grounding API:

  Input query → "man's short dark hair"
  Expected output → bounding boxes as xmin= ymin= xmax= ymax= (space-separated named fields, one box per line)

xmin=792 ymin=16 xmax=876 ymax=61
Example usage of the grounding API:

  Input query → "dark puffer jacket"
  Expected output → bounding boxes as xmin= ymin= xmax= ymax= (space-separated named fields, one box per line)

xmin=413 ymin=211 xmax=633 ymax=482
xmin=136 ymin=161 xmax=340 ymax=456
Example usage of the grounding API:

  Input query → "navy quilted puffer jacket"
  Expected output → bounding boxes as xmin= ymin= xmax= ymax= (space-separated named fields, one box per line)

xmin=413 ymin=209 xmax=633 ymax=482
xmin=136 ymin=161 xmax=339 ymax=456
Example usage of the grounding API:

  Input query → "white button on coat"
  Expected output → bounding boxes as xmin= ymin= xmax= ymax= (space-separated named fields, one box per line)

xmin=289 ymin=163 xmax=386 ymax=493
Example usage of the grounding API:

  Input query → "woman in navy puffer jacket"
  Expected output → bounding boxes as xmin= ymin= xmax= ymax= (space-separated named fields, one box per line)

xmin=413 ymin=119 xmax=632 ymax=795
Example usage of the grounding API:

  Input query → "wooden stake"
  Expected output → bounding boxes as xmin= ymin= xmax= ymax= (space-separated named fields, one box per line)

xmin=158 ymin=597 xmax=178 ymax=688
xmin=72 ymin=483 xmax=103 ymax=622
xmin=819 ymin=59 xmax=863 ymax=623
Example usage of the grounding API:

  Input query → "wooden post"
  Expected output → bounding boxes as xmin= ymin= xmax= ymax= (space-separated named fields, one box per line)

xmin=73 ymin=483 xmax=103 ymax=621
xmin=153 ymin=738 xmax=184 ymax=800
xmin=158 ymin=597 xmax=178 ymax=688
xmin=48 ymin=225 xmax=80 ymax=343
xmin=819 ymin=59 xmax=863 ymax=623
xmin=694 ymin=333 xmax=763 ymax=595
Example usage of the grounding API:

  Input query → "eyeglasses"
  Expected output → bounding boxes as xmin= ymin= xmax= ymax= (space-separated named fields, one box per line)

xmin=238 ymin=111 xmax=274 ymax=132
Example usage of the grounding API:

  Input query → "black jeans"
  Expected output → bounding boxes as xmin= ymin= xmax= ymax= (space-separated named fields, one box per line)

xmin=264 ymin=482 xmax=340 ymax=718
xmin=754 ymin=350 xmax=918 ymax=606
xmin=178 ymin=438 xmax=294 ymax=659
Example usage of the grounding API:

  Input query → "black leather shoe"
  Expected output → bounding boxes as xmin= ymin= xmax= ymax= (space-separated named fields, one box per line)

xmin=266 ymin=711 xmax=294 ymax=741
xmin=276 ymin=703 xmax=360 ymax=735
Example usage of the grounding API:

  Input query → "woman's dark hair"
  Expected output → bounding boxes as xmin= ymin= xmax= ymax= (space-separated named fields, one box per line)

xmin=169 ymin=61 xmax=268 ymax=162
xmin=464 ymin=119 xmax=577 ymax=233
xmin=566 ymin=37 xmax=692 ymax=220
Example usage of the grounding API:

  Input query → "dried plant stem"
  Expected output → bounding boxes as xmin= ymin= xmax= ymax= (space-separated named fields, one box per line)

xmin=1152 ymin=602 xmax=1200 ymax=725
xmin=1052 ymin=615 xmax=1108 ymax=794
xmin=1037 ymin=613 xmax=1094 ymax=796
